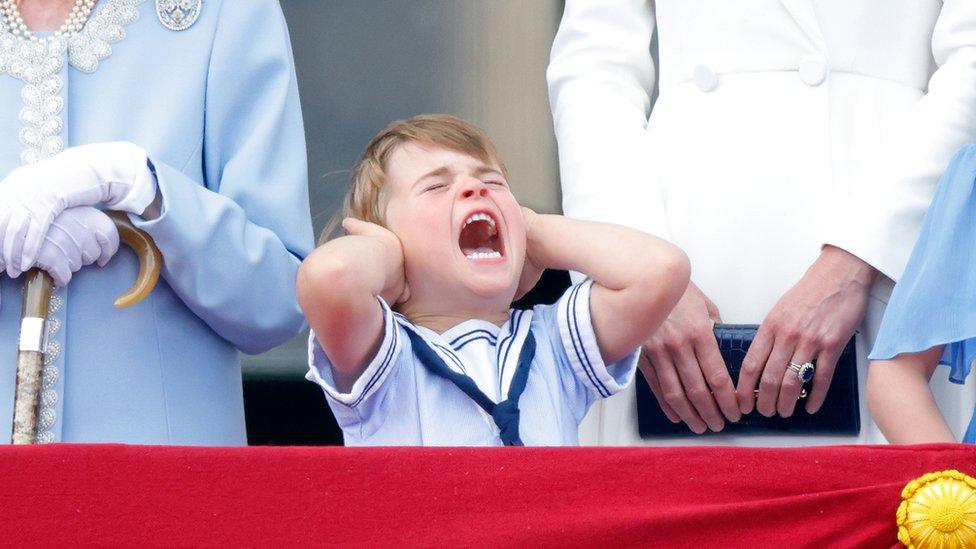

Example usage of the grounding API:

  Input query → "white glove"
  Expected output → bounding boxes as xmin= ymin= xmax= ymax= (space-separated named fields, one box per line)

xmin=0 ymin=207 xmax=121 ymax=287
xmin=0 ymin=142 xmax=156 ymax=277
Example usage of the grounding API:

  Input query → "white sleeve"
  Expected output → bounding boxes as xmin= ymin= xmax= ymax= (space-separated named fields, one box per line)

xmin=547 ymin=0 xmax=667 ymax=238
xmin=549 ymin=280 xmax=638 ymax=400
xmin=824 ymin=1 xmax=976 ymax=280
xmin=305 ymin=298 xmax=403 ymax=427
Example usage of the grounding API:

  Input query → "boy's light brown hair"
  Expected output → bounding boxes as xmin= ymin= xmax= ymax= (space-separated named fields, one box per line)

xmin=320 ymin=114 xmax=508 ymax=244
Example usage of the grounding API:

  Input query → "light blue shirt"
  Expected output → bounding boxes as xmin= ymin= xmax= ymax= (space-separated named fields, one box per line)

xmin=0 ymin=0 xmax=313 ymax=444
xmin=307 ymin=281 xmax=639 ymax=446
xmin=870 ymin=144 xmax=976 ymax=443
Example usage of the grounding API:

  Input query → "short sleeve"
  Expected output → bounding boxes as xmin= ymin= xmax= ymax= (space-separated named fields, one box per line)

xmin=305 ymin=298 xmax=404 ymax=429
xmin=538 ymin=280 xmax=638 ymax=400
xmin=869 ymin=144 xmax=976 ymax=386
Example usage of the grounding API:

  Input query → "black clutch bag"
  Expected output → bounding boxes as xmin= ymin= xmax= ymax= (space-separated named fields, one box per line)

xmin=636 ymin=324 xmax=860 ymax=436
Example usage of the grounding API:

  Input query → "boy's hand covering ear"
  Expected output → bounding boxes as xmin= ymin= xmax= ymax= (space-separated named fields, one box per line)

xmin=515 ymin=207 xmax=544 ymax=300
xmin=341 ymin=217 xmax=410 ymax=305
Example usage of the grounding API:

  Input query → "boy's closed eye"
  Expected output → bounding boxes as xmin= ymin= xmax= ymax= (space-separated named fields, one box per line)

xmin=423 ymin=183 xmax=447 ymax=193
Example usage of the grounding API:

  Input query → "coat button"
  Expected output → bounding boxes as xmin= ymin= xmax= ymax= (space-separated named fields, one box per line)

xmin=693 ymin=65 xmax=718 ymax=92
xmin=799 ymin=55 xmax=827 ymax=86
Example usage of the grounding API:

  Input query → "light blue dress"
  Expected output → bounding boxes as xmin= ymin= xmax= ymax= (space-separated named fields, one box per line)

xmin=869 ymin=144 xmax=976 ymax=443
xmin=306 ymin=281 xmax=639 ymax=446
xmin=0 ymin=0 xmax=313 ymax=444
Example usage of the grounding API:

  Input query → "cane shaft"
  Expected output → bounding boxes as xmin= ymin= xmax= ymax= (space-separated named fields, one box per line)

xmin=9 ymin=214 xmax=161 ymax=444
xmin=12 ymin=270 xmax=53 ymax=444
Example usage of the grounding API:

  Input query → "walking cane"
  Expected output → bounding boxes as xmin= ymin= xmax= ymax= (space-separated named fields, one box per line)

xmin=11 ymin=212 xmax=162 ymax=444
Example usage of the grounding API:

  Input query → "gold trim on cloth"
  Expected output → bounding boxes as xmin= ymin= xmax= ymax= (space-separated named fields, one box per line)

xmin=898 ymin=470 xmax=976 ymax=548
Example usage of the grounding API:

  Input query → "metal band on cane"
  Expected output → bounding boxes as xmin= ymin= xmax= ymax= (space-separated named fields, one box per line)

xmin=17 ymin=318 xmax=46 ymax=353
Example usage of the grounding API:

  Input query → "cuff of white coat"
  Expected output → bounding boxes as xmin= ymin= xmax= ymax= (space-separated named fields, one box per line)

xmin=305 ymin=297 xmax=402 ymax=408
xmin=555 ymin=280 xmax=638 ymax=398
xmin=822 ymin=213 xmax=909 ymax=282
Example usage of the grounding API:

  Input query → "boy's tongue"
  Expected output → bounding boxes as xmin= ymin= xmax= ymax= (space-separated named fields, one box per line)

xmin=459 ymin=219 xmax=501 ymax=257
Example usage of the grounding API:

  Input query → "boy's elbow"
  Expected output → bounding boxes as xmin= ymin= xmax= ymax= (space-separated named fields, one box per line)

xmin=638 ymin=244 xmax=690 ymax=304
xmin=665 ymin=247 xmax=691 ymax=300
xmin=296 ymin=250 xmax=362 ymax=313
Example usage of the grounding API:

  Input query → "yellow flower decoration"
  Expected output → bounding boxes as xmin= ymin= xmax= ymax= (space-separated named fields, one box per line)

xmin=898 ymin=470 xmax=976 ymax=548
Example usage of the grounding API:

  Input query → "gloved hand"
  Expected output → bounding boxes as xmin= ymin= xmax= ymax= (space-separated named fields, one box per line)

xmin=0 ymin=207 xmax=121 ymax=287
xmin=0 ymin=142 xmax=156 ymax=278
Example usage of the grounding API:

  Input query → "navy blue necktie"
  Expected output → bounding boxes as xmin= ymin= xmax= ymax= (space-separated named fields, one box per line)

xmin=404 ymin=328 xmax=535 ymax=446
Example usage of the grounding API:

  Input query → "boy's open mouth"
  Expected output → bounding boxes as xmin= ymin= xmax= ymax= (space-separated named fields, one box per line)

xmin=458 ymin=212 xmax=503 ymax=260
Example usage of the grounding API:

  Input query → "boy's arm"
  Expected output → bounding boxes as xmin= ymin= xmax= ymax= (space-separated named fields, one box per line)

xmin=524 ymin=209 xmax=690 ymax=364
xmin=867 ymin=346 xmax=956 ymax=444
xmin=296 ymin=218 xmax=407 ymax=393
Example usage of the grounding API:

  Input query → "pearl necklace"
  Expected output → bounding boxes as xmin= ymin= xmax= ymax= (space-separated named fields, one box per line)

xmin=0 ymin=0 xmax=96 ymax=42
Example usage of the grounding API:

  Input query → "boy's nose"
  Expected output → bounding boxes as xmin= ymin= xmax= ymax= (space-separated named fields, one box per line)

xmin=459 ymin=179 xmax=489 ymax=199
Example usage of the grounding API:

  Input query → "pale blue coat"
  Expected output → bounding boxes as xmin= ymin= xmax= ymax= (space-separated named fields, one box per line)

xmin=0 ymin=0 xmax=313 ymax=444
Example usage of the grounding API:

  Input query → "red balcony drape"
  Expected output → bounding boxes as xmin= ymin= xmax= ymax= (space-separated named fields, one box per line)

xmin=2 ymin=444 xmax=974 ymax=547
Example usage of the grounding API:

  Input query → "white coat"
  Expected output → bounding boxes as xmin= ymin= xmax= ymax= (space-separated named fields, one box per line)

xmin=548 ymin=0 xmax=976 ymax=446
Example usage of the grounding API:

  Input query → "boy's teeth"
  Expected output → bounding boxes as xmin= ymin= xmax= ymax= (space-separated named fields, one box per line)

xmin=463 ymin=212 xmax=495 ymax=229
xmin=466 ymin=250 xmax=502 ymax=260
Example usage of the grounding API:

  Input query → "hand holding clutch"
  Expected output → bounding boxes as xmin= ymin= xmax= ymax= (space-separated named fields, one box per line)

xmin=637 ymin=324 xmax=860 ymax=436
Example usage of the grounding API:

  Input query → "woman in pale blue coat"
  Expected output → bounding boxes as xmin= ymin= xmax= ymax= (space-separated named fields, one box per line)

xmin=0 ymin=0 xmax=313 ymax=444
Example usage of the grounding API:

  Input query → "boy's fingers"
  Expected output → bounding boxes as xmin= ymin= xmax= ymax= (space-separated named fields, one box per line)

xmin=343 ymin=219 xmax=383 ymax=240
xmin=343 ymin=217 xmax=394 ymax=241
xmin=341 ymin=217 xmax=365 ymax=235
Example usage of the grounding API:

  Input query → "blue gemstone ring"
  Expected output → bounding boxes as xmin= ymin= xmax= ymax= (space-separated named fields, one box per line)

xmin=788 ymin=361 xmax=816 ymax=384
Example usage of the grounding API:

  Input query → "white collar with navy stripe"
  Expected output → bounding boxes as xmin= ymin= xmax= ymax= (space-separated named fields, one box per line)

xmin=394 ymin=309 xmax=535 ymax=404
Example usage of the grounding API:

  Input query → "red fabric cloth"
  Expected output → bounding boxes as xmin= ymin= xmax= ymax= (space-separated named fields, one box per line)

xmin=1 ymin=444 xmax=974 ymax=547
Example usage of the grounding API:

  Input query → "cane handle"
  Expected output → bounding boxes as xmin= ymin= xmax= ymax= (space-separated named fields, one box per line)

xmin=106 ymin=211 xmax=162 ymax=308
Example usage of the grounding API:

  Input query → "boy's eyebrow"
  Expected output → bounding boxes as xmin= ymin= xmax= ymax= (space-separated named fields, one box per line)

xmin=412 ymin=165 xmax=504 ymax=188
xmin=413 ymin=166 xmax=450 ymax=188
xmin=473 ymin=166 xmax=504 ymax=178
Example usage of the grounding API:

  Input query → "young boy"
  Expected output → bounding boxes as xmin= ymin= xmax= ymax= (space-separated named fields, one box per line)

xmin=297 ymin=114 xmax=689 ymax=445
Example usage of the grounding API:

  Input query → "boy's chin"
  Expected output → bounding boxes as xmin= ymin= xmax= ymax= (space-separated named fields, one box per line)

xmin=461 ymin=277 xmax=519 ymax=303
xmin=460 ymin=272 xmax=518 ymax=296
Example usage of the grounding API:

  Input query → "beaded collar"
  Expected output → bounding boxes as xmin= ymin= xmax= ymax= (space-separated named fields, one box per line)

xmin=0 ymin=0 xmax=144 ymax=164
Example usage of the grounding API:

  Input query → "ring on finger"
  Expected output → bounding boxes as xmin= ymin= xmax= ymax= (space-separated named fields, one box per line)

xmin=787 ymin=361 xmax=816 ymax=383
